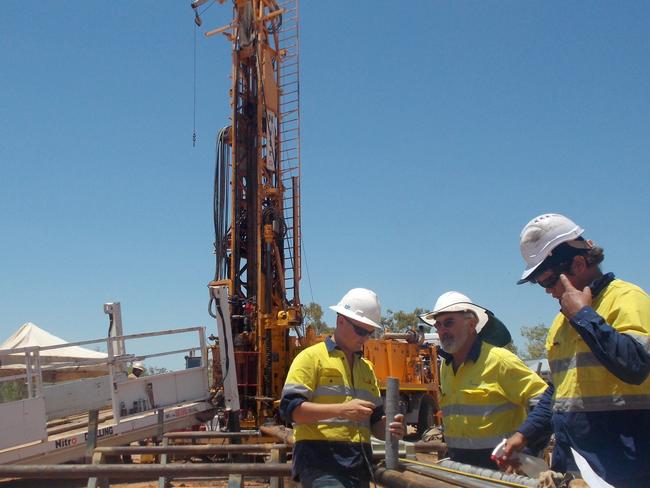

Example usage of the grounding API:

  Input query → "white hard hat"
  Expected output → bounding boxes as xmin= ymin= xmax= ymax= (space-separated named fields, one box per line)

xmin=420 ymin=291 xmax=489 ymax=333
xmin=518 ymin=213 xmax=590 ymax=284
xmin=329 ymin=288 xmax=382 ymax=330
xmin=132 ymin=362 xmax=144 ymax=372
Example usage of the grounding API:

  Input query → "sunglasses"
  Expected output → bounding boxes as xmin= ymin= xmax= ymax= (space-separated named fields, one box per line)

xmin=535 ymin=272 xmax=563 ymax=289
xmin=343 ymin=316 xmax=374 ymax=337
xmin=532 ymin=260 xmax=573 ymax=289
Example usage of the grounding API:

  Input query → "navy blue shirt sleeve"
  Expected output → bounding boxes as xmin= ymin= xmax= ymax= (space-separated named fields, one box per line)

xmin=571 ymin=306 xmax=650 ymax=385
xmin=518 ymin=383 xmax=553 ymax=440
xmin=280 ymin=394 xmax=307 ymax=423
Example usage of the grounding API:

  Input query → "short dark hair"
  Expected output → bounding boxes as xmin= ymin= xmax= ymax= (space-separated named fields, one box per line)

xmin=584 ymin=246 xmax=605 ymax=266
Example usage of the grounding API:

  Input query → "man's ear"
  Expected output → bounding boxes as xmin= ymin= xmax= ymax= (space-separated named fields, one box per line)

xmin=572 ymin=254 xmax=587 ymax=273
xmin=469 ymin=314 xmax=479 ymax=330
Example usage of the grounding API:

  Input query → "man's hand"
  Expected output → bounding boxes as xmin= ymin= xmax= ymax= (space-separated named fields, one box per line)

xmin=559 ymin=274 xmax=592 ymax=319
xmin=499 ymin=432 xmax=527 ymax=473
xmin=338 ymin=399 xmax=375 ymax=422
xmin=386 ymin=413 xmax=405 ymax=439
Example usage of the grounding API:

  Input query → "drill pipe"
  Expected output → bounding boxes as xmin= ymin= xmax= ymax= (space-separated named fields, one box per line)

xmin=374 ymin=467 xmax=458 ymax=488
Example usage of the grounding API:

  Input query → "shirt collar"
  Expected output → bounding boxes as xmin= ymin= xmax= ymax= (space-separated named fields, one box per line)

xmin=325 ymin=335 xmax=362 ymax=357
xmin=439 ymin=336 xmax=483 ymax=365
xmin=325 ymin=335 xmax=338 ymax=352
xmin=590 ymin=272 xmax=615 ymax=297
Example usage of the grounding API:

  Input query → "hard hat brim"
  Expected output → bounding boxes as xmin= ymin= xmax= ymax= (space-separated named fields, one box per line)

xmin=517 ymin=237 xmax=592 ymax=284
xmin=419 ymin=302 xmax=489 ymax=334
xmin=329 ymin=305 xmax=383 ymax=330
xmin=420 ymin=308 xmax=512 ymax=347
xmin=517 ymin=273 xmax=535 ymax=285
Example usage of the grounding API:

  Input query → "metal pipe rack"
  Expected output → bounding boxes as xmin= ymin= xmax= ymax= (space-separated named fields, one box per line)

xmin=0 ymin=463 xmax=292 ymax=479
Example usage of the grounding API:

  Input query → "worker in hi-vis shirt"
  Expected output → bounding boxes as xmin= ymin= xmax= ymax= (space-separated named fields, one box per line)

xmin=421 ymin=291 xmax=548 ymax=469
xmin=502 ymin=213 xmax=650 ymax=487
xmin=280 ymin=288 xmax=405 ymax=488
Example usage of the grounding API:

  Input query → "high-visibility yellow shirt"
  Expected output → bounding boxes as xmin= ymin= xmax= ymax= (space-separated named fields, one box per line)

xmin=440 ymin=340 xmax=547 ymax=450
xmin=547 ymin=278 xmax=650 ymax=412
xmin=281 ymin=339 xmax=383 ymax=443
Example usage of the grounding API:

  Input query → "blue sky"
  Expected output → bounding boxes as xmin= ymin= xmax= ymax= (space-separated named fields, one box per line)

xmin=2 ymin=2 xmax=649 ymax=367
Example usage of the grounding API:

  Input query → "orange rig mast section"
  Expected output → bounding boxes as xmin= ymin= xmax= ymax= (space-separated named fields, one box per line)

xmin=193 ymin=0 xmax=303 ymax=428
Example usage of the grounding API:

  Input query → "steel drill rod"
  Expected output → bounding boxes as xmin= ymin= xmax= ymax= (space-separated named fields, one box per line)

xmin=413 ymin=440 xmax=447 ymax=454
xmin=0 ymin=463 xmax=292 ymax=480
xmin=93 ymin=443 xmax=288 ymax=455
xmin=384 ymin=377 xmax=400 ymax=470
xmin=374 ymin=467 xmax=457 ymax=488
xmin=374 ymin=441 xmax=447 ymax=459
xmin=405 ymin=463 xmax=536 ymax=488
xmin=434 ymin=459 xmax=538 ymax=487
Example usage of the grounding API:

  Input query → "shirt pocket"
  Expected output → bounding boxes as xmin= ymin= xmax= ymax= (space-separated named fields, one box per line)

xmin=459 ymin=387 xmax=492 ymax=411
xmin=316 ymin=368 xmax=348 ymax=401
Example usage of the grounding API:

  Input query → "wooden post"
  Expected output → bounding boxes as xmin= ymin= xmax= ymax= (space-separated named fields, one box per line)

xmin=156 ymin=408 xmax=165 ymax=441
xmin=228 ymin=474 xmax=243 ymax=488
xmin=269 ymin=446 xmax=287 ymax=488
xmin=86 ymin=451 xmax=108 ymax=488
xmin=85 ymin=409 xmax=100 ymax=464
xmin=157 ymin=436 xmax=169 ymax=488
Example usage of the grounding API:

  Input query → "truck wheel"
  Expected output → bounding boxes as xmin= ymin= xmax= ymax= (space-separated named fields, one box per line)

xmin=416 ymin=395 xmax=437 ymax=438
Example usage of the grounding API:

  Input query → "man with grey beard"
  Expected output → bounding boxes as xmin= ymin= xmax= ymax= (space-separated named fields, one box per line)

xmin=421 ymin=291 xmax=548 ymax=469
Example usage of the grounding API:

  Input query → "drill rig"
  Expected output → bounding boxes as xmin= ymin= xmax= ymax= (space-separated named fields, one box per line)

xmin=192 ymin=0 xmax=303 ymax=429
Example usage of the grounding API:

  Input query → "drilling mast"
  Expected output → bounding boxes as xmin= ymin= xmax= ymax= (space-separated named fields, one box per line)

xmin=194 ymin=0 xmax=302 ymax=427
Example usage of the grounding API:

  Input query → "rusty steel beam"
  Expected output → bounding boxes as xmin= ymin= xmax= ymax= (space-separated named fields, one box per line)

xmin=374 ymin=467 xmax=458 ymax=488
xmin=93 ymin=444 xmax=289 ymax=455
xmin=0 ymin=463 xmax=292 ymax=480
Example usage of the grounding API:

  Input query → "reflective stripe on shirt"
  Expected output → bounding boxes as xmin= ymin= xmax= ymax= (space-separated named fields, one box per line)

xmin=553 ymin=394 xmax=650 ymax=413
xmin=313 ymin=384 xmax=382 ymax=406
xmin=282 ymin=382 xmax=313 ymax=401
xmin=442 ymin=401 xmax=520 ymax=418
xmin=549 ymin=351 xmax=603 ymax=374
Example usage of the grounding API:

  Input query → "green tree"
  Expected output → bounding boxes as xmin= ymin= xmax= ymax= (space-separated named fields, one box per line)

xmin=380 ymin=308 xmax=427 ymax=332
xmin=303 ymin=302 xmax=332 ymax=335
xmin=0 ymin=380 xmax=27 ymax=403
xmin=520 ymin=323 xmax=549 ymax=360
xmin=144 ymin=366 xmax=170 ymax=376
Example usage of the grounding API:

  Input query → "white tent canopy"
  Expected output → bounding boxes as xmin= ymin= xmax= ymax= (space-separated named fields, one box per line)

xmin=0 ymin=322 xmax=107 ymax=372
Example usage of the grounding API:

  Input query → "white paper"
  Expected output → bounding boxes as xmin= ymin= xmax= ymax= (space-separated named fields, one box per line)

xmin=570 ymin=447 xmax=615 ymax=488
